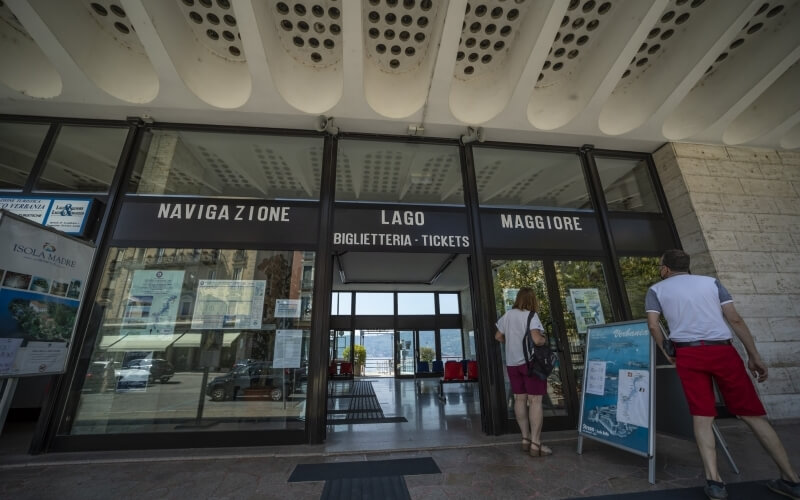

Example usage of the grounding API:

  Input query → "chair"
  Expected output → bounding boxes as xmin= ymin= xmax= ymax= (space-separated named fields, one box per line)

xmin=417 ymin=361 xmax=430 ymax=374
xmin=328 ymin=361 xmax=338 ymax=376
xmin=466 ymin=360 xmax=478 ymax=380
xmin=443 ymin=360 xmax=464 ymax=381
xmin=431 ymin=360 xmax=444 ymax=374
xmin=340 ymin=362 xmax=352 ymax=376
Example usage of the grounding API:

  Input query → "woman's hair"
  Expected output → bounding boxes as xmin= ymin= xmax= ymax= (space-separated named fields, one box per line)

xmin=512 ymin=287 xmax=539 ymax=312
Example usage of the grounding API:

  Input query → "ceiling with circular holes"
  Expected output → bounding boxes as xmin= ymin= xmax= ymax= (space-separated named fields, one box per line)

xmin=2 ymin=0 xmax=800 ymax=151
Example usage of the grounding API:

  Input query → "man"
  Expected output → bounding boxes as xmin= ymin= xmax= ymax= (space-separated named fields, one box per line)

xmin=645 ymin=249 xmax=799 ymax=500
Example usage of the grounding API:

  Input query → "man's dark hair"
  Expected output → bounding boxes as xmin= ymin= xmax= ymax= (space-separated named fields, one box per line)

xmin=662 ymin=249 xmax=690 ymax=272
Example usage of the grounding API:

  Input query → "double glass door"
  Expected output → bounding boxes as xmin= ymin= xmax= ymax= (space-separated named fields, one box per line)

xmin=396 ymin=329 xmax=436 ymax=377
xmin=491 ymin=257 xmax=617 ymax=429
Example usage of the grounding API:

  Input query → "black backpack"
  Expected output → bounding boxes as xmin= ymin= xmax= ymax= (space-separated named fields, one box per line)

xmin=523 ymin=311 xmax=558 ymax=380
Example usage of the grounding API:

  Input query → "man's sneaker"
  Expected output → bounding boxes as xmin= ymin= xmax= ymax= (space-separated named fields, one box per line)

xmin=704 ymin=480 xmax=728 ymax=500
xmin=767 ymin=478 xmax=800 ymax=499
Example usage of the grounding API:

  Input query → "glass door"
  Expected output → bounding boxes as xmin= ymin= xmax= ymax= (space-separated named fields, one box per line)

xmin=396 ymin=330 xmax=415 ymax=377
xmin=490 ymin=257 xmax=617 ymax=429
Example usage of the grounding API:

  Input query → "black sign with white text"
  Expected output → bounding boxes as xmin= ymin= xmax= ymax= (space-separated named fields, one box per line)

xmin=333 ymin=205 xmax=470 ymax=253
xmin=112 ymin=198 xmax=320 ymax=247
xmin=481 ymin=208 xmax=603 ymax=251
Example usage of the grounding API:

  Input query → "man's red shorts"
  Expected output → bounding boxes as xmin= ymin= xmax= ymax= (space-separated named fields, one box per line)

xmin=675 ymin=344 xmax=766 ymax=417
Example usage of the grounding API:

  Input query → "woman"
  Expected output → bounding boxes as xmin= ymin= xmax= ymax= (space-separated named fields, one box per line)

xmin=495 ymin=287 xmax=551 ymax=456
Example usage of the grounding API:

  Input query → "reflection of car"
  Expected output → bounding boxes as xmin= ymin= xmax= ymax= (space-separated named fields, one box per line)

xmin=83 ymin=361 xmax=118 ymax=392
xmin=206 ymin=362 xmax=287 ymax=401
xmin=115 ymin=367 xmax=150 ymax=390
xmin=123 ymin=358 xmax=175 ymax=383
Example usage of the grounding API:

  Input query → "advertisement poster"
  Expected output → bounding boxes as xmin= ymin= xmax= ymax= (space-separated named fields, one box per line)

xmin=191 ymin=280 xmax=266 ymax=330
xmin=569 ymin=288 xmax=605 ymax=333
xmin=121 ymin=270 xmax=184 ymax=337
xmin=0 ymin=197 xmax=92 ymax=235
xmin=274 ymin=299 xmax=301 ymax=318
xmin=273 ymin=329 xmax=303 ymax=368
xmin=502 ymin=288 xmax=518 ymax=313
xmin=0 ymin=211 xmax=93 ymax=377
xmin=579 ymin=320 xmax=652 ymax=456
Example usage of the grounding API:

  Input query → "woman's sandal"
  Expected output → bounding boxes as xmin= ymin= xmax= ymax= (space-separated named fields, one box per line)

xmin=530 ymin=442 xmax=553 ymax=457
xmin=521 ymin=438 xmax=531 ymax=452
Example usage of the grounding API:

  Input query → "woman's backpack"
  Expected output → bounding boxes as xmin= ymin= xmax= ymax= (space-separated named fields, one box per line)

xmin=522 ymin=311 xmax=558 ymax=380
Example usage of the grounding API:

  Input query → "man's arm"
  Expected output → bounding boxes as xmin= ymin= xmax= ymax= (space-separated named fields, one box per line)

xmin=722 ymin=303 xmax=768 ymax=382
xmin=647 ymin=312 xmax=674 ymax=364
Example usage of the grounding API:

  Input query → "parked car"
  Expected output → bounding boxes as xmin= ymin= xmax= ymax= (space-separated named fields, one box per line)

xmin=115 ymin=367 xmax=150 ymax=391
xmin=122 ymin=358 xmax=175 ymax=383
xmin=206 ymin=361 xmax=287 ymax=401
xmin=83 ymin=361 xmax=118 ymax=393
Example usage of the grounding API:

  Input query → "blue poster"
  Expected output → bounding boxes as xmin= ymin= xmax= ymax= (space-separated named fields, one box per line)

xmin=579 ymin=319 xmax=653 ymax=456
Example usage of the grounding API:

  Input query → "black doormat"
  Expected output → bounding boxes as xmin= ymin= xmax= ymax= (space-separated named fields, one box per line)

xmin=320 ymin=476 xmax=411 ymax=500
xmin=566 ymin=479 xmax=785 ymax=499
xmin=327 ymin=416 xmax=408 ymax=425
xmin=326 ymin=380 xmax=406 ymax=424
xmin=288 ymin=457 xmax=440 ymax=482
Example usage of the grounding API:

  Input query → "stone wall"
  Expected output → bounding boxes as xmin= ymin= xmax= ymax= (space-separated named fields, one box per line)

xmin=652 ymin=143 xmax=800 ymax=419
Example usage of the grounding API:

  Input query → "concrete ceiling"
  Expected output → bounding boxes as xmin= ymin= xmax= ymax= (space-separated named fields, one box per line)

xmin=2 ymin=0 xmax=799 ymax=152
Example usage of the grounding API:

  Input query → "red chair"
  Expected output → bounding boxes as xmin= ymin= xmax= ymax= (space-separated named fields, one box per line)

xmin=443 ymin=360 xmax=464 ymax=381
xmin=340 ymin=362 xmax=353 ymax=376
xmin=466 ymin=361 xmax=478 ymax=380
xmin=328 ymin=361 xmax=337 ymax=376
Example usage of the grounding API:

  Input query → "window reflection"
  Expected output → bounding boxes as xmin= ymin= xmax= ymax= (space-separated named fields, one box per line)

xmin=595 ymin=157 xmax=661 ymax=213
xmin=71 ymin=247 xmax=314 ymax=434
xmin=0 ymin=122 xmax=50 ymax=190
xmin=618 ymin=256 xmax=662 ymax=319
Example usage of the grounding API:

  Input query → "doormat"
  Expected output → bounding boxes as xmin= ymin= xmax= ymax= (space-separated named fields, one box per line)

xmin=320 ymin=476 xmax=410 ymax=500
xmin=288 ymin=457 xmax=440 ymax=482
xmin=326 ymin=381 xmax=407 ymax=424
xmin=565 ymin=480 xmax=785 ymax=500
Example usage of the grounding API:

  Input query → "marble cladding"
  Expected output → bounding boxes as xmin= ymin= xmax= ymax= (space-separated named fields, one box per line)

xmin=653 ymin=143 xmax=800 ymax=419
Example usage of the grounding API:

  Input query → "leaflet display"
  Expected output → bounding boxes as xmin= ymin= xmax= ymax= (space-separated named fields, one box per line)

xmin=191 ymin=280 xmax=266 ymax=330
xmin=0 ymin=210 xmax=94 ymax=376
xmin=578 ymin=319 xmax=654 ymax=458
xmin=121 ymin=270 xmax=184 ymax=337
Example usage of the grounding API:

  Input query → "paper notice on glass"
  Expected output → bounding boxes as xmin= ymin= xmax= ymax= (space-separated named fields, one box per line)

xmin=14 ymin=341 xmax=68 ymax=375
xmin=273 ymin=329 xmax=303 ymax=368
xmin=616 ymin=369 xmax=650 ymax=428
xmin=585 ymin=360 xmax=607 ymax=396
xmin=274 ymin=299 xmax=301 ymax=318
xmin=121 ymin=270 xmax=184 ymax=337
xmin=0 ymin=338 xmax=23 ymax=373
xmin=569 ymin=288 xmax=606 ymax=333
xmin=191 ymin=280 xmax=266 ymax=330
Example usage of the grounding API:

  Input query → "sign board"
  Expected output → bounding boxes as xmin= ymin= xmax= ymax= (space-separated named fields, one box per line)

xmin=480 ymin=208 xmax=603 ymax=251
xmin=111 ymin=198 xmax=319 ymax=247
xmin=121 ymin=270 xmax=184 ymax=337
xmin=191 ymin=280 xmax=266 ymax=330
xmin=274 ymin=299 xmax=301 ymax=318
xmin=577 ymin=319 xmax=655 ymax=481
xmin=0 ymin=210 xmax=94 ymax=376
xmin=272 ymin=329 xmax=303 ymax=368
xmin=333 ymin=205 xmax=470 ymax=253
xmin=569 ymin=288 xmax=606 ymax=333
xmin=0 ymin=197 xmax=93 ymax=236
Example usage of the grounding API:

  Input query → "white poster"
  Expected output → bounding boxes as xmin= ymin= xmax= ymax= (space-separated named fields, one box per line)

xmin=0 ymin=338 xmax=23 ymax=373
xmin=0 ymin=198 xmax=92 ymax=235
xmin=617 ymin=369 xmax=650 ymax=428
xmin=0 ymin=211 xmax=93 ymax=376
xmin=273 ymin=329 xmax=303 ymax=368
xmin=569 ymin=288 xmax=606 ymax=333
xmin=191 ymin=280 xmax=266 ymax=330
xmin=121 ymin=270 xmax=184 ymax=337
xmin=274 ymin=298 xmax=301 ymax=318
xmin=585 ymin=360 xmax=607 ymax=396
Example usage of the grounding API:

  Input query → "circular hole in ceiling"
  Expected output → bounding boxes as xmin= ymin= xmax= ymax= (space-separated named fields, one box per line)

xmin=661 ymin=11 xmax=675 ymax=23
xmin=298 ymin=21 xmax=309 ymax=32
xmin=369 ymin=27 xmax=379 ymax=38
xmin=114 ymin=22 xmax=130 ymax=34
xmin=314 ymin=22 xmax=325 ymax=33
xmin=638 ymin=43 xmax=647 ymax=52
xmin=182 ymin=0 xmax=195 ymax=6
xmin=636 ymin=57 xmax=648 ymax=66
xmin=567 ymin=49 xmax=579 ymax=59
xmin=207 ymin=13 xmax=219 ymax=25
xmin=568 ymin=0 xmax=580 ymax=10
xmin=294 ymin=4 xmax=306 ymax=16
xmin=420 ymin=0 xmax=432 ymax=10
xmin=480 ymin=39 xmax=490 ymax=49
xmin=110 ymin=4 xmax=126 ymax=17
xmin=491 ymin=7 xmax=503 ymax=18
xmin=309 ymin=38 xmax=319 ymax=48
xmin=312 ymin=4 xmax=324 ymax=17
xmin=391 ymin=44 xmax=401 ymax=54
xmin=660 ymin=28 xmax=674 ymax=40
xmin=390 ymin=59 xmax=400 ymax=68
xmin=401 ymin=15 xmax=412 ymax=26
xmin=293 ymin=36 xmax=304 ymax=47
xmin=229 ymin=46 xmax=240 ymax=56
xmin=572 ymin=17 xmax=585 ymax=28
xmin=404 ymin=0 xmax=415 ymax=8
xmin=224 ymin=14 xmax=236 ymax=26
xmin=648 ymin=44 xmax=660 ymax=54
xmin=376 ymin=43 xmax=386 ymax=54
xmin=190 ymin=11 xmax=203 ymax=23
xmin=563 ymin=33 xmax=575 ymax=43
xmin=485 ymin=24 xmax=496 ymax=34
xmin=622 ymin=69 xmax=631 ymax=78
xmin=276 ymin=2 xmax=289 ymax=15
xmin=538 ymin=73 xmax=544 ymax=81
xmin=747 ymin=22 xmax=763 ymax=34
xmin=456 ymin=51 xmax=465 ymax=60
xmin=675 ymin=13 xmax=690 ymax=24
xmin=464 ymin=66 xmax=474 ymax=75
xmin=582 ymin=1 xmax=596 ymax=13
xmin=475 ymin=5 xmax=487 ymax=16
xmin=587 ymin=19 xmax=599 ymax=30
xmin=386 ymin=13 xmax=396 ymax=24
xmin=470 ymin=22 xmax=482 ymax=32
xmin=415 ymin=32 xmax=425 ymax=42
xmin=206 ymin=29 xmax=219 ymax=40
xmin=494 ymin=40 xmax=505 ymax=50
xmin=553 ymin=62 xmax=564 ymax=71
xmin=690 ymin=0 xmax=705 ymax=7
xmin=755 ymin=3 xmax=769 ymax=16
xmin=576 ymin=35 xmax=589 ymax=45
xmin=222 ymin=30 xmax=234 ymax=41
xmin=91 ymin=3 xmax=108 ymax=16
xmin=500 ymin=25 xmax=512 ymax=36
xmin=368 ymin=0 xmax=379 ymax=5
xmin=418 ymin=17 xmax=428 ymax=27
xmin=507 ymin=9 xmax=519 ymax=20
xmin=648 ymin=28 xmax=660 ymax=38
xmin=554 ymin=47 xmax=566 ymax=57
xmin=406 ymin=46 xmax=416 ymax=56
xmin=385 ymin=29 xmax=395 ymax=39
xmin=598 ymin=2 xmax=611 ymax=14
xmin=400 ymin=31 xmax=410 ymax=41
xmin=199 ymin=0 xmax=211 ymax=7
xmin=329 ymin=7 xmax=340 ymax=19
xmin=331 ymin=24 xmax=341 ymax=35
xmin=324 ymin=38 xmax=334 ymax=49
xmin=543 ymin=60 xmax=551 ymax=69
xmin=561 ymin=16 xmax=570 ymax=27
xmin=482 ymin=54 xmax=492 ymax=63
xmin=368 ymin=11 xmax=379 ymax=23
xmin=468 ymin=52 xmax=478 ymax=62
xmin=767 ymin=5 xmax=784 ymax=17
xmin=554 ymin=32 xmax=561 ymax=42
xmin=715 ymin=52 xmax=728 ymax=62
xmin=311 ymin=52 xmax=322 ymax=63
xmin=217 ymin=0 xmax=230 ymax=8
xmin=730 ymin=38 xmax=744 ymax=49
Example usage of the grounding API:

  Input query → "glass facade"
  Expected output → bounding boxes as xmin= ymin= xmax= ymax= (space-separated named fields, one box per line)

xmin=0 ymin=121 xmax=50 ymax=190
xmin=595 ymin=157 xmax=661 ymax=213
xmin=71 ymin=247 xmax=314 ymax=434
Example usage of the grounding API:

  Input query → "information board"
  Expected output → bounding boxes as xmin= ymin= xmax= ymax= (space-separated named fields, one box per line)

xmin=578 ymin=319 xmax=654 ymax=458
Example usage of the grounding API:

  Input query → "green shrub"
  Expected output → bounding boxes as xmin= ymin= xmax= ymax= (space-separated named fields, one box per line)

xmin=342 ymin=344 xmax=367 ymax=366
xmin=419 ymin=346 xmax=435 ymax=363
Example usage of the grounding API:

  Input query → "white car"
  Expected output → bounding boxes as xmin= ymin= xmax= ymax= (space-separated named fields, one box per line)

xmin=115 ymin=367 xmax=150 ymax=391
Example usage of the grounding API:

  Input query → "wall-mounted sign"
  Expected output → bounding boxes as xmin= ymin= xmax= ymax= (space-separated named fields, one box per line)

xmin=191 ymin=280 xmax=266 ymax=330
xmin=569 ymin=288 xmax=606 ymax=333
xmin=0 ymin=210 xmax=94 ymax=377
xmin=0 ymin=197 xmax=93 ymax=235
xmin=275 ymin=298 xmax=301 ymax=318
xmin=480 ymin=209 xmax=602 ymax=251
xmin=111 ymin=198 xmax=319 ymax=247
xmin=273 ymin=329 xmax=303 ymax=369
xmin=121 ymin=270 xmax=185 ymax=337
xmin=333 ymin=205 xmax=470 ymax=252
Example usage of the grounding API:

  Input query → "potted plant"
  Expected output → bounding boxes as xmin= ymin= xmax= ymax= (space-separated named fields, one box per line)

xmin=342 ymin=345 xmax=367 ymax=376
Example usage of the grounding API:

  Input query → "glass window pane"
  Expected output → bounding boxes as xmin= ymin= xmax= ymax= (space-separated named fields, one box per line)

xmin=0 ymin=122 xmax=50 ymax=190
xmin=331 ymin=292 xmax=352 ymax=315
xmin=37 ymin=126 xmax=128 ymax=192
xmin=595 ymin=157 xmax=661 ymax=213
xmin=440 ymin=328 xmax=463 ymax=361
xmin=618 ymin=256 xmax=662 ymax=319
xmin=418 ymin=330 xmax=435 ymax=367
xmin=336 ymin=140 xmax=463 ymax=204
xmin=131 ymin=130 xmax=323 ymax=200
xmin=70 ymin=247 xmax=313 ymax=434
xmin=397 ymin=293 xmax=434 ymax=315
xmin=355 ymin=292 xmax=394 ymax=315
xmin=438 ymin=293 xmax=459 ymax=314
xmin=473 ymin=148 xmax=591 ymax=210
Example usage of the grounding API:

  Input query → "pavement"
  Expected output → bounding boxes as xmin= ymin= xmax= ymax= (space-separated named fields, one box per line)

xmin=1 ymin=417 xmax=799 ymax=499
